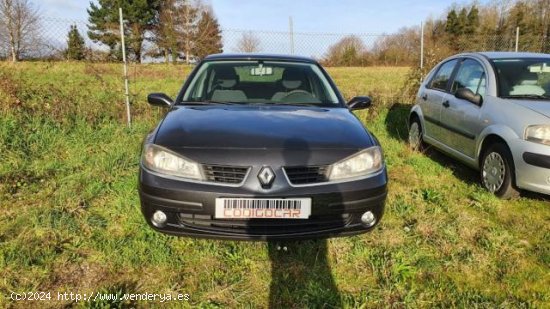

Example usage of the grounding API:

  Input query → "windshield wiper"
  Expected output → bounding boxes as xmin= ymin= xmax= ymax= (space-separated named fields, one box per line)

xmin=206 ymin=100 xmax=248 ymax=105
xmin=265 ymin=102 xmax=323 ymax=107
xmin=501 ymin=94 xmax=550 ymax=100
xmin=179 ymin=101 xmax=245 ymax=105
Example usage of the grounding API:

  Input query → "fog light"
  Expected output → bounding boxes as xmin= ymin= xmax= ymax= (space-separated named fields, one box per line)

xmin=361 ymin=211 xmax=376 ymax=227
xmin=151 ymin=210 xmax=167 ymax=227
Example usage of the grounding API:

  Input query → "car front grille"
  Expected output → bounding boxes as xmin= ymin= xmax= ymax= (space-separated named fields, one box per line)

xmin=178 ymin=213 xmax=352 ymax=236
xmin=203 ymin=164 xmax=249 ymax=184
xmin=284 ymin=166 xmax=329 ymax=185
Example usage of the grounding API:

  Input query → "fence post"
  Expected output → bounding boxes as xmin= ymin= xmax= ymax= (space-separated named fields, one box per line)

xmin=420 ymin=22 xmax=424 ymax=82
xmin=515 ymin=26 xmax=519 ymax=52
xmin=289 ymin=16 xmax=294 ymax=55
xmin=420 ymin=22 xmax=424 ymax=69
xmin=119 ymin=8 xmax=131 ymax=128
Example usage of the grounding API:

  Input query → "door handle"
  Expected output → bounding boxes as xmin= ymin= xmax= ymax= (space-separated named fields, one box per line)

xmin=442 ymin=100 xmax=450 ymax=108
xmin=421 ymin=94 xmax=428 ymax=101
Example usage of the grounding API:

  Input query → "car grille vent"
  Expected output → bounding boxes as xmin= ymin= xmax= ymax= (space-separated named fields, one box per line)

xmin=203 ymin=164 xmax=249 ymax=184
xmin=284 ymin=166 xmax=329 ymax=185
xmin=178 ymin=213 xmax=352 ymax=235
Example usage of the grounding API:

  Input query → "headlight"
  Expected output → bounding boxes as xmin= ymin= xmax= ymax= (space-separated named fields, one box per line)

xmin=525 ymin=125 xmax=550 ymax=146
xmin=142 ymin=144 xmax=203 ymax=180
xmin=328 ymin=147 xmax=383 ymax=181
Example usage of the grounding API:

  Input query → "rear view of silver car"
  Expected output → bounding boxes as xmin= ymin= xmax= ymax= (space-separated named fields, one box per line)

xmin=409 ymin=52 xmax=550 ymax=198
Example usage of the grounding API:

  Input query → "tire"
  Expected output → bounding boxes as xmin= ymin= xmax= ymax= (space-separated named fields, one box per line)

xmin=408 ymin=117 xmax=423 ymax=151
xmin=480 ymin=143 xmax=519 ymax=199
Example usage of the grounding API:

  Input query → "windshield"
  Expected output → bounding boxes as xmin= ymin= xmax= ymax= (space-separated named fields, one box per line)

xmin=492 ymin=58 xmax=550 ymax=99
xmin=180 ymin=60 xmax=341 ymax=106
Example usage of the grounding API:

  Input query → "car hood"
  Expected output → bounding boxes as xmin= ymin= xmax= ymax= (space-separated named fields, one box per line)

xmin=154 ymin=105 xmax=375 ymax=150
xmin=511 ymin=100 xmax=550 ymax=119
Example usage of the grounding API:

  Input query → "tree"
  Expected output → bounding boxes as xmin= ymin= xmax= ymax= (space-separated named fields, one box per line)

xmin=151 ymin=0 xmax=179 ymax=63
xmin=235 ymin=32 xmax=261 ymax=53
xmin=445 ymin=9 xmax=459 ymax=35
xmin=325 ymin=36 xmax=366 ymax=66
xmin=0 ymin=0 xmax=40 ymax=62
xmin=444 ymin=6 xmax=478 ymax=51
xmin=465 ymin=5 xmax=480 ymax=35
xmin=151 ymin=1 xmax=222 ymax=63
xmin=66 ymin=24 xmax=86 ymax=60
xmin=372 ymin=27 xmax=419 ymax=66
xmin=179 ymin=0 xmax=199 ymax=64
xmin=87 ymin=0 xmax=160 ymax=62
xmin=192 ymin=8 xmax=222 ymax=59
xmin=457 ymin=8 xmax=468 ymax=35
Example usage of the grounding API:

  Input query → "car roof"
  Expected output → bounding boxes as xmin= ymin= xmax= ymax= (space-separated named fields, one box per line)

xmin=457 ymin=51 xmax=550 ymax=59
xmin=203 ymin=53 xmax=318 ymax=63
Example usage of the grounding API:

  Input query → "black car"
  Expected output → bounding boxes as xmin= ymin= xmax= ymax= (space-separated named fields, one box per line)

xmin=139 ymin=54 xmax=387 ymax=240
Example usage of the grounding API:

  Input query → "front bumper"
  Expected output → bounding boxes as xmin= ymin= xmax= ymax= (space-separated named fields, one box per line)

xmin=139 ymin=166 xmax=387 ymax=240
xmin=509 ymin=139 xmax=550 ymax=195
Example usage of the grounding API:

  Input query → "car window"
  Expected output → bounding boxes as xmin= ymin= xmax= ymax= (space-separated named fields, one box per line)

xmin=181 ymin=60 xmax=341 ymax=105
xmin=429 ymin=59 xmax=458 ymax=91
xmin=491 ymin=58 xmax=550 ymax=98
xmin=451 ymin=59 xmax=486 ymax=96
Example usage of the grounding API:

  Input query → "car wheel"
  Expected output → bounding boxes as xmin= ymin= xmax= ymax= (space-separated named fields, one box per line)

xmin=480 ymin=143 xmax=519 ymax=199
xmin=408 ymin=117 xmax=423 ymax=151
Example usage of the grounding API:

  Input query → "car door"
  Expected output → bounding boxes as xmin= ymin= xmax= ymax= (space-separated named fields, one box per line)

xmin=419 ymin=59 xmax=459 ymax=143
xmin=439 ymin=58 xmax=487 ymax=158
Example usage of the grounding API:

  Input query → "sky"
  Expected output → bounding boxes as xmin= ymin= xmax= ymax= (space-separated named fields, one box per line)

xmin=211 ymin=0 xmax=448 ymax=33
xmin=39 ymin=0 xmax=488 ymax=33
xmin=38 ymin=0 xmax=491 ymax=58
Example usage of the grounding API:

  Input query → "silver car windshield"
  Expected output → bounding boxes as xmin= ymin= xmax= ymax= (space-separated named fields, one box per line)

xmin=181 ymin=61 xmax=341 ymax=106
xmin=492 ymin=58 xmax=550 ymax=100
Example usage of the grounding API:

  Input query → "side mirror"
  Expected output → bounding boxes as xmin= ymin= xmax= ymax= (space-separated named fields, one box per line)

xmin=147 ymin=93 xmax=173 ymax=107
xmin=347 ymin=96 xmax=372 ymax=110
xmin=455 ymin=88 xmax=482 ymax=106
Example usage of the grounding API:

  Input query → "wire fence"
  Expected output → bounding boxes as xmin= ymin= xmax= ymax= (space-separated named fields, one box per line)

xmin=1 ymin=16 xmax=549 ymax=66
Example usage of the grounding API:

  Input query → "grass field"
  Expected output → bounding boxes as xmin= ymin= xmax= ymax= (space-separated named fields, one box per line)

xmin=0 ymin=62 xmax=548 ymax=308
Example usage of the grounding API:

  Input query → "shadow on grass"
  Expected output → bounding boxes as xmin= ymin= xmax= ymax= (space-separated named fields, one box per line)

xmin=384 ymin=103 xmax=411 ymax=142
xmin=385 ymin=102 xmax=479 ymax=186
xmin=423 ymin=148 xmax=549 ymax=200
xmin=520 ymin=190 xmax=550 ymax=201
xmin=268 ymin=240 xmax=340 ymax=308
xmin=423 ymin=147 xmax=480 ymax=186
xmin=265 ymin=137 xmax=343 ymax=308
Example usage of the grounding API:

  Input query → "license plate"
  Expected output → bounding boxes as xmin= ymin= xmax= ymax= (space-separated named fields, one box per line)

xmin=215 ymin=198 xmax=311 ymax=219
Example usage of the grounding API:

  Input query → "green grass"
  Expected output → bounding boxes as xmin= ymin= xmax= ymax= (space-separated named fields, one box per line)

xmin=0 ymin=62 xmax=548 ymax=308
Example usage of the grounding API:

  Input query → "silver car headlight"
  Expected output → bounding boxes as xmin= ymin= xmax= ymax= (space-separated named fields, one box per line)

xmin=142 ymin=144 xmax=203 ymax=180
xmin=525 ymin=125 xmax=550 ymax=146
xmin=328 ymin=147 xmax=383 ymax=181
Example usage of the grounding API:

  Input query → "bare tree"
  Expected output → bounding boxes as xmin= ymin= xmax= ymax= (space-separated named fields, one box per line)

xmin=151 ymin=0 xmax=180 ymax=63
xmin=324 ymin=35 xmax=367 ymax=66
xmin=235 ymin=31 xmax=261 ymax=53
xmin=180 ymin=0 xmax=199 ymax=64
xmin=192 ymin=6 xmax=222 ymax=59
xmin=0 ymin=0 xmax=40 ymax=62
xmin=152 ymin=0 xmax=200 ymax=64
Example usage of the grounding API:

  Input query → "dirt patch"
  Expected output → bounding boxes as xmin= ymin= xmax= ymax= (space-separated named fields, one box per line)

xmin=50 ymin=262 xmax=108 ymax=290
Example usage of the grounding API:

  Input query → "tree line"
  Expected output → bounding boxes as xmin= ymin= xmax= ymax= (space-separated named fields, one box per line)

xmin=323 ymin=0 xmax=550 ymax=67
xmin=86 ymin=0 xmax=222 ymax=63
xmin=0 ymin=0 xmax=223 ymax=63
xmin=2 ymin=0 xmax=549 ymax=64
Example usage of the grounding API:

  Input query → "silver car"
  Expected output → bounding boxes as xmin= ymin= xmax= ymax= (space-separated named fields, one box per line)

xmin=409 ymin=52 xmax=550 ymax=198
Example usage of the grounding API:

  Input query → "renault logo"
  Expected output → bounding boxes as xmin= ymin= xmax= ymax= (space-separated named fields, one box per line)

xmin=258 ymin=166 xmax=275 ymax=188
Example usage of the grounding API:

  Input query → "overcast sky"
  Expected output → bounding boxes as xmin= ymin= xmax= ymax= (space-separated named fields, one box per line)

xmin=39 ymin=0 xmax=491 ymax=34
